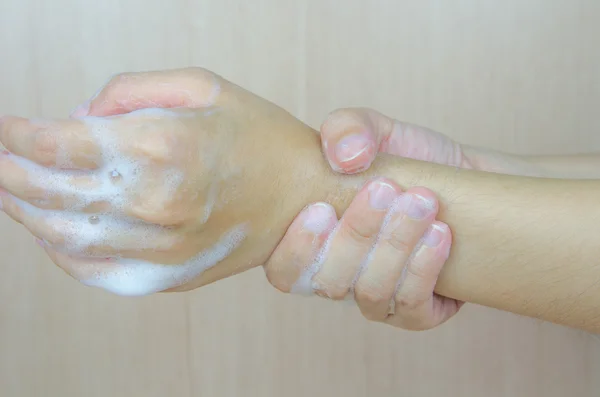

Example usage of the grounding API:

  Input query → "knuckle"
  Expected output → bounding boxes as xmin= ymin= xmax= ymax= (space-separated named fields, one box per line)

xmin=339 ymin=219 xmax=376 ymax=246
xmin=130 ymin=206 xmax=169 ymax=225
xmin=384 ymin=232 xmax=414 ymax=255
xmin=395 ymin=293 xmax=427 ymax=312
xmin=32 ymin=130 xmax=57 ymax=160
xmin=355 ymin=282 xmax=388 ymax=306
xmin=318 ymin=284 xmax=349 ymax=300
xmin=395 ymin=298 xmax=421 ymax=312
xmin=132 ymin=128 xmax=179 ymax=162
xmin=129 ymin=199 xmax=186 ymax=226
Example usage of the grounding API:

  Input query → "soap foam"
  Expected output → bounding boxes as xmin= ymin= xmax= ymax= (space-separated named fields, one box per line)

xmin=290 ymin=224 xmax=337 ymax=296
xmin=14 ymin=111 xmax=247 ymax=294
xmin=14 ymin=196 xmax=171 ymax=255
xmin=81 ymin=223 xmax=247 ymax=296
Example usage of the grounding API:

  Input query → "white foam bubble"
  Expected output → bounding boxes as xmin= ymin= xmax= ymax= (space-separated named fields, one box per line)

xmin=81 ymin=223 xmax=247 ymax=296
xmin=14 ymin=197 xmax=169 ymax=255
xmin=290 ymin=225 xmax=337 ymax=296
xmin=16 ymin=114 xmax=189 ymax=251
xmin=16 ymin=111 xmax=247 ymax=295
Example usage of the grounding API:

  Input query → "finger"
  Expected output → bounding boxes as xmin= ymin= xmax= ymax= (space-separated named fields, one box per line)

xmin=381 ymin=120 xmax=465 ymax=166
xmin=320 ymin=108 xmax=393 ymax=174
xmin=41 ymin=246 xmax=142 ymax=296
xmin=320 ymin=107 xmax=465 ymax=173
xmin=311 ymin=178 xmax=401 ymax=300
xmin=0 ymin=116 xmax=102 ymax=169
xmin=41 ymin=244 xmax=216 ymax=297
xmin=0 ymin=192 xmax=181 ymax=261
xmin=41 ymin=243 xmax=112 ymax=281
xmin=71 ymin=68 xmax=222 ymax=118
xmin=385 ymin=222 xmax=462 ymax=330
xmin=353 ymin=187 xmax=438 ymax=321
xmin=0 ymin=151 xmax=102 ymax=210
xmin=264 ymin=203 xmax=337 ymax=294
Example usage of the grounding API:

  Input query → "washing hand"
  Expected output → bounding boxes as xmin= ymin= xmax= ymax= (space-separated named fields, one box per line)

xmin=66 ymin=72 xmax=465 ymax=330
xmin=0 ymin=68 xmax=322 ymax=296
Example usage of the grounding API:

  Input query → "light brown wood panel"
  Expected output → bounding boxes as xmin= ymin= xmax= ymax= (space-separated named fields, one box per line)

xmin=0 ymin=1 xmax=599 ymax=396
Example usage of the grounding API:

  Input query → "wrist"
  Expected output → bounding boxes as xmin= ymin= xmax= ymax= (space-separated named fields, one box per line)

xmin=183 ymin=120 xmax=331 ymax=290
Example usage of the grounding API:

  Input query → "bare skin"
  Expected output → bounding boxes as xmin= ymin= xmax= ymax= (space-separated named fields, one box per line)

xmin=2 ymin=68 xmax=600 ymax=333
xmin=266 ymin=108 xmax=600 ymax=330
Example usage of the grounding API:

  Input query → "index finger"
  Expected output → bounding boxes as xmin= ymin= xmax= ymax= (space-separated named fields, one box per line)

xmin=0 ymin=116 xmax=102 ymax=169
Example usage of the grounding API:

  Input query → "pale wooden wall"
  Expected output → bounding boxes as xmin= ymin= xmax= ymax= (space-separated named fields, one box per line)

xmin=1 ymin=1 xmax=599 ymax=396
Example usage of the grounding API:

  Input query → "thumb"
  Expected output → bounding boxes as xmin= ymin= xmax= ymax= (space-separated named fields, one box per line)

xmin=70 ymin=67 xmax=222 ymax=118
xmin=319 ymin=108 xmax=394 ymax=174
xmin=320 ymin=107 xmax=465 ymax=174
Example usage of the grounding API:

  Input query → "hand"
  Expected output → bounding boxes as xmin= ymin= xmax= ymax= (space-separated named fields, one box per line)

xmin=68 ymin=78 xmax=464 ymax=329
xmin=320 ymin=107 xmax=471 ymax=173
xmin=265 ymin=177 xmax=462 ymax=331
xmin=264 ymin=108 xmax=468 ymax=331
xmin=321 ymin=108 xmax=543 ymax=176
xmin=317 ymin=107 xmax=539 ymax=176
xmin=264 ymin=107 xmax=543 ymax=330
xmin=0 ymin=67 xmax=321 ymax=296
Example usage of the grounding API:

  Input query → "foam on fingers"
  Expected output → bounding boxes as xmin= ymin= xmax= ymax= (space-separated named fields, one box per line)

xmin=3 ymin=110 xmax=251 ymax=294
xmin=79 ymin=223 xmax=248 ymax=296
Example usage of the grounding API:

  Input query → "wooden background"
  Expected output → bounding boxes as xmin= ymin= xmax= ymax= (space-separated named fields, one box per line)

xmin=1 ymin=1 xmax=599 ymax=396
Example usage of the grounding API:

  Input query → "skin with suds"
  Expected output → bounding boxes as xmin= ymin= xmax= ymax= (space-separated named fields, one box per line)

xmin=67 ymin=69 xmax=461 ymax=330
xmin=0 ymin=68 xmax=316 ymax=295
xmin=2 ymin=68 xmax=600 ymax=333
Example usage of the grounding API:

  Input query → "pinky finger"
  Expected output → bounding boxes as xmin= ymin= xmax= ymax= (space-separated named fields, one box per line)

xmin=385 ymin=222 xmax=463 ymax=330
xmin=40 ymin=242 xmax=114 ymax=284
xmin=40 ymin=244 xmax=171 ymax=296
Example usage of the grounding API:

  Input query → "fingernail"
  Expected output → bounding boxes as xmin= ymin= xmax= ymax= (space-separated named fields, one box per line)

xmin=394 ymin=193 xmax=435 ymax=219
xmin=368 ymin=180 xmax=397 ymax=210
xmin=423 ymin=224 xmax=445 ymax=248
xmin=334 ymin=133 xmax=371 ymax=163
xmin=35 ymin=238 xmax=46 ymax=248
xmin=69 ymin=101 xmax=90 ymax=118
xmin=303 ymin=203 xmax=335 ymax=234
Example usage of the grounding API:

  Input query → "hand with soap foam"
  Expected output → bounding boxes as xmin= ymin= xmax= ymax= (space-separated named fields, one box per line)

xmin=67 ymin=69 xmax=460 ymax=330
xmin=4 ymin=68 xmax=600 ymax=334
xmin=0 ymin=67 xmax=334 ymax=296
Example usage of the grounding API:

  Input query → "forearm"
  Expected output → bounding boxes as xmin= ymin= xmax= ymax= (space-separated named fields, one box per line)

xmin=188 ymin=101 xmax=600 ymax=332
xmin=524 ymin=153 xmax=600 ymax=179
xmin=266 ymin=128 xmax=599 ymax=332
xmin=312 ymin=154 xmax=600 ymax=332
